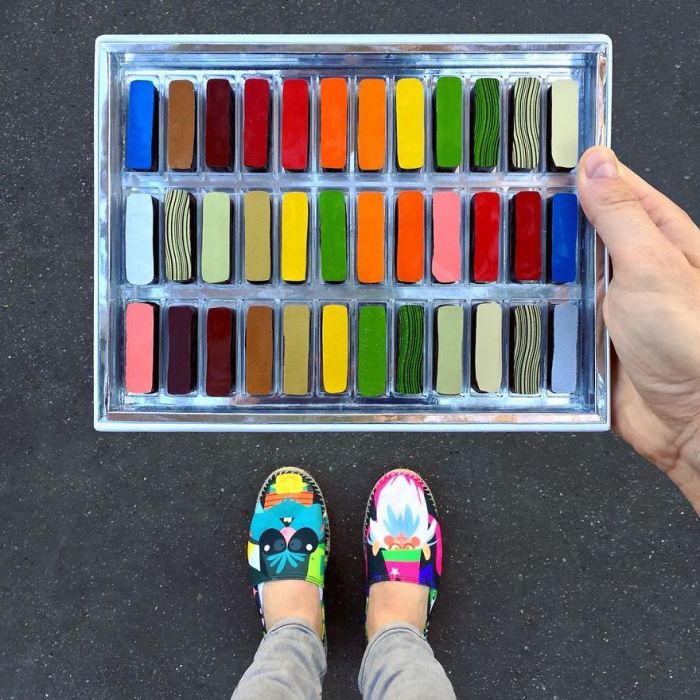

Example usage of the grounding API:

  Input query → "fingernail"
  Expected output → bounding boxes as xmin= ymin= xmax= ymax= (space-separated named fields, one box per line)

xmin=584 ymin=149 xmax=619 ymax=179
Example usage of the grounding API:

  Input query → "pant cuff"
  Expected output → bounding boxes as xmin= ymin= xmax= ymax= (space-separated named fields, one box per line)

xmin=358 ymin=622 xmax=424 ymax=687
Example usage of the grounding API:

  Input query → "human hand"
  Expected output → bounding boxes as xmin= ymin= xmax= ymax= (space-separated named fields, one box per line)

xmin=577 ymin=147 xmax=700 ymax=514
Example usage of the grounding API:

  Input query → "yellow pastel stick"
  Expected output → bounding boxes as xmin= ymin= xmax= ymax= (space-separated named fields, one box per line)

xmin=395 ymin=78 xmax=424 ymax=169
xmin=281 ymin=191 xmax=309 ymax=281
xmin=322 ymin=304 xmax=348 ymax=393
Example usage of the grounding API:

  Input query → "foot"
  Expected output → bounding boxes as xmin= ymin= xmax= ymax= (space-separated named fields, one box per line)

xmin=366 ymin=580 xmax=428 ymax=640
xmin=247 ymin=468 xmax=329 ymax=641
xmin=364 ymin=469 xmax=443 ymax=638
xmin=262 ymin=579 xmax=323 ymax=638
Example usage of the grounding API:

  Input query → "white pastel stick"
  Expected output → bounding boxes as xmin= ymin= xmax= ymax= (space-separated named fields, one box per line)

xmin=551 ymin=303 xmax=578 ymax=393
xmin=550 ymin=79 xmax=579 ymax=169
xmin=125 ymin=193 xmax=155 ymax=284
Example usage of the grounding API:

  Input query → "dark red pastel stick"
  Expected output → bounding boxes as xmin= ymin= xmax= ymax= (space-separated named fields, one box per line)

xmin=205 ymin=79 xmax=232 ymax=169
xmin=513 ymin=191 xmax=542 ymax=281
xmin=281 ymin=79 xmax=309 ymax=171
xmin=167 ymin=306 xmax=197 ymax=395
xmin=206 ymin=307 xmax=234 ymax=396
xmin=243 ymin=78 xmax=270 ymax=169
xmin=472 ymin=192 xmax=500 ymax=282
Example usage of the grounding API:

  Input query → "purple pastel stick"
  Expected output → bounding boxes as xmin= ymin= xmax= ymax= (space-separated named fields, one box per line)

xmin=551 ymin=303 xmax=578 ymax=394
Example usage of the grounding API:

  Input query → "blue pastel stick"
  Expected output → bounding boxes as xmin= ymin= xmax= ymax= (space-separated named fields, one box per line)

xmin=551 ymin=303 xmax=578 ymax=394
xmin=126 ymin=80 xmax=157 ymax=170
xmin=551 ymin=192 xmax=578 ymax=283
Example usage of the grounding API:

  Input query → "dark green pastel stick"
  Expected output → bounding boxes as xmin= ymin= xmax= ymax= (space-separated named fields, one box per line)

xmin=472 ymin=78 xmax=500 ymax=169
xmin=396 ymin=305 xmax=424 ymax=394
xmin=319 ymin=190 xmax=347 ymax=282
xmin=435 ymin=76 xmax=462 ymax=169
xmin=357 ymin=306 xmax=387 ymax=397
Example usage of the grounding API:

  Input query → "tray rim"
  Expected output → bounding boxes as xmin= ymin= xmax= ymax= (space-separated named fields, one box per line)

xmin=93 ymin=34 xmax=612 ymax=432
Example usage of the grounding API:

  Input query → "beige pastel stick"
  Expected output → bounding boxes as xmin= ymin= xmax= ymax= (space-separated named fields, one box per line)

xmin=550 ymin=79 xmax=579 ymax=169
xmin=283 ymin=305 xmax=311 ymax=395
xmin=474 ymin=303 xmax=502 ymax=392
xmin=244 ymin=191 xmax=271 ymax=282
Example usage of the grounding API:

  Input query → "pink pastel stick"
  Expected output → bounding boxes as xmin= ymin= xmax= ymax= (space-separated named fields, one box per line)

xmin=125 ymin=302 xmax=157 ymax=393
xmin=431 ymin=191 xmax=461 ymax=282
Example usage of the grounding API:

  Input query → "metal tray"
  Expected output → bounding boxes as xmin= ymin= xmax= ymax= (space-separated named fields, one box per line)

xmin=94 ymin=34 xmax=611 ymax=431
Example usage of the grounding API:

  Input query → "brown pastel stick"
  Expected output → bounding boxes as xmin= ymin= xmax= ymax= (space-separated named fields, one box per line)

xmin=167 ymin=80 xmax=196 ymax=170
xmin=246 ymin=306 xmax=274 ymax=395
xmin=282 ymin=305 xmax=311 ymax=395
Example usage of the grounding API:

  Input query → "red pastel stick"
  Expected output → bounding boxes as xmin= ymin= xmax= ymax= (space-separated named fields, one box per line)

xmin=125 ymin=302 xmax=158 ymax=394
xmin=206 ymin=307 xmax=234 ymax=396
xmin=472 ymin=192 xmax=500 ymax=282
xmin=281 ymin=79 xmax=309 ymax=171
xmin=243 ymin=78 xmax=270 ymax=169
xmin=205 ymin=79 xmax=232 ymax=169
xmin=513 ymin=191 xmax=542 ymax=281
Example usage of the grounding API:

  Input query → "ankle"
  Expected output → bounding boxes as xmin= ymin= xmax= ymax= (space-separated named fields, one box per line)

xmin=366 ymin=581 xmax=428 ymax=640
xmin=262 ymin=580 xmax=323 ymax=638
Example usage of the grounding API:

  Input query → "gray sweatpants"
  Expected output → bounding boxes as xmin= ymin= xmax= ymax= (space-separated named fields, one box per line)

xmin=232 ymin=617 xmax=456 ymax=700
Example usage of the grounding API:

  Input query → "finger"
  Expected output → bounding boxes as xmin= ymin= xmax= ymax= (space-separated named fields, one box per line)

xmin=618 ymin=163 xmax=700 ymax=267
xmin=576 ymin=147 xmax=677 ymax=270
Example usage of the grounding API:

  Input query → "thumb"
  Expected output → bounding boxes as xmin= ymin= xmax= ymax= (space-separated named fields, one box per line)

xmin=577 ymin=147 xmax=671 ymax=269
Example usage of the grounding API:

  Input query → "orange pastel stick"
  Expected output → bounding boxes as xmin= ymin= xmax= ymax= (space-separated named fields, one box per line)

xmin=357 ymin=192 xmax=385 ymax=283
xmin=357 ymin=79 xmax=386 ymax=171
xmin=320 ymin=78 xmax=348 ymax=169
xmin=396 ymin=191 xmax=425 ymax=283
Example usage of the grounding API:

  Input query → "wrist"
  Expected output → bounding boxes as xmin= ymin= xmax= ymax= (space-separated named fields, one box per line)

xmin=670 ymin=420 xmax=700 ymax=515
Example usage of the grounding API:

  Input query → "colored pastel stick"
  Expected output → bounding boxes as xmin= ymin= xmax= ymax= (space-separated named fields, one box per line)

xmin=205 ymin=79 xmax=233 ymax=170
xmin=201 ymin=192 xmax=231 ymax=283
xmin=206 ymin=307 xmax=234 ymax=396
xmin=432 ymin=191 xmax=461 ymax=283
xmin=281 ymin=192 xmax=309 ymax=282
xmin=281 ymin=79 xmax=309 ymax=171
xmin=396 ymin=305 xmax=424 ymax=395
xmin=513 ymin=191 xmax=542 ymax=282
xmin=471 ymin=192 xmax=500 ymax=283
xmin=282 ymin=305 xmax=311 ymax=395
xmin=244 ymin=191 xmax=271 ymax=282
xmin=125 ymin=80 xmax=157 ymax=171
xmin=167 ymin=305 xmax=197 ymax=395
xmin=474 ymin=303 xmax=502 ymax=393
xmin=243 ymin=78 xmax=270 ymax=169
xmin=551 ymin=303 xmax=578 ymax=394
xmin=396 ymin=191 xmax=424 ymax=283
xmin=550 ymin=79 xmax=579 ymax=169
xmin=167 ymin=80 xmax=196 ymax=170
xmin=124 ymin=193 xmax=155 ymax=285
xmin=357 ymin=78 xmax=386 ymax=171
xmin=512 ymin=304 xmax=541 ymax=394
xmin=395 ymin=78 xmax=424 ymax=170
xmin=319 ymin=190 xmax=347 ymax=283
xmin=435 ymin=305 xmax=463 ymax=396
xmin=472 ymin=78 xmax=500 ymax=169
xmin=435 ymin=76 xmax=462 ymax=170
xmin=551 ymin=193 xmax=578 ymax=283
xmin=246 ymin=305 xmax=273 ymax=395
xmin=164 ymin=189 xmax=194 ymax=282
xmin=124 ymin=302 xmax=158 ymax=394
xmin=356 ymin=192 xmax=385 ymax=284
xmin=511 ymin=77 xmax=541 ymax=170
xmin=322 ymin=305 xmax=348 ymax=394
xmin=357 ymin=305 xmax=387 ymax=397
xmin=320 ymin=78 xmax=348 ymax=170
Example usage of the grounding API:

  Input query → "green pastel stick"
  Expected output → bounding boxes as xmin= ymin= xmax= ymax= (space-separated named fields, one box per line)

xmin=357 ymin=306 xmax=387 ymax=397
xmin=472 ymin=78 xmax=500 ymax=169
xmin=435 ymin=76 xmax=462 ymax=170
xmin=435 ymin=305 xmax=464 ymax=395
xmin=319 ymin=190 xmax=347 ymax=282
xmin=396 ymin=305 xmax=424 ymax=394
xmin=201 ymin=192 xmax=231 ymax=283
